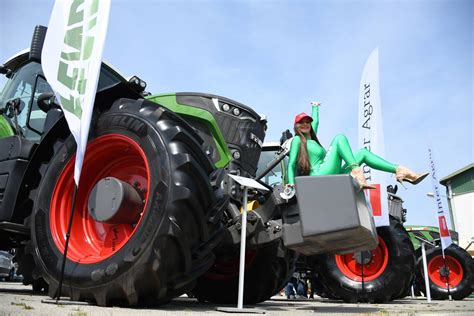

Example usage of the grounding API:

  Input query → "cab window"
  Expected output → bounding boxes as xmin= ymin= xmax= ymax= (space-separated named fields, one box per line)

xmin=0 ymin=62 xmax=50 ymax=142
xmin=256 ymin=149 xmax=288 ymax=187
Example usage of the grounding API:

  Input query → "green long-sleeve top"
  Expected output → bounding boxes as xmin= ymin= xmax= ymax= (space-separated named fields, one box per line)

xmin=287 ymin=106 xmax=326 ymax=185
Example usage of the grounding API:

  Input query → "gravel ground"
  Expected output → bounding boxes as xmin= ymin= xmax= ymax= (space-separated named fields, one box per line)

xmin=0 ymin=282 xmax=473 ymax=316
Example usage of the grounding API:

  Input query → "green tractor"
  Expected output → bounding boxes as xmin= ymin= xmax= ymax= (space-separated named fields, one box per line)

xmin=405 ymin=225 xmax=474 ymax=300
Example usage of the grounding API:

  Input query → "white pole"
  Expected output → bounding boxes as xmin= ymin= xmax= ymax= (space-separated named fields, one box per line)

xmin=237 ymin=188 xmax=249 ymax=309
xmin=421 ymin=242 xmax=431 ymax=302
xmin=411 ymin=285 xmax=415 ymax=298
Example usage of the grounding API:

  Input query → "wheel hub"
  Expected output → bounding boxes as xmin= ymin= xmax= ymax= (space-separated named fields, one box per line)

xmin=335 ymin=236 xmax=389 ymax=282
xmin=439 ymin=265 xmax=450 ymax=278
xmin=353 ymin=251 xmax=373 ymax=265
xmin=428 ymin=254 xmax=464 ymax=288
xmin=88 ymin=177 xmax=144 ymax=224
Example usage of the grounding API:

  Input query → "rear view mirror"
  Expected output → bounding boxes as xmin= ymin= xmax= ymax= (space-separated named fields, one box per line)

xmin=280 ymin=129 xmax=293 ymax=145
xmin=37 ymin=92 xmax=59 ymax=113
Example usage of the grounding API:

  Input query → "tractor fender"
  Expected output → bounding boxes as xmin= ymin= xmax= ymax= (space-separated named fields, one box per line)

xmin=10 ymin=117 xmax=69 ymax=224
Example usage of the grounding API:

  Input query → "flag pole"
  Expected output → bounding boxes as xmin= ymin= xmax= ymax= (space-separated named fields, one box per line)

xmin=421 ymin=242 xmax=431 ymax=302
xmin=55 ymin=181 xmax=79 ymax=301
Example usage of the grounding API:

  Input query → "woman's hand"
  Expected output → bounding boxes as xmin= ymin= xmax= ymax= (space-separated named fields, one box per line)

xmin=310 ymin=101 xmax=321 ymax=107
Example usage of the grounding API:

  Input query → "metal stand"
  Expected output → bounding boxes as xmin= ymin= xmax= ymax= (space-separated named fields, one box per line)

xmin=42 ymin=299 xmax=90 ymax=306
xmin=421 ymin=242 xmax=431 ymax=302
xmin=216 ymin=175 xmax=268 ymax=314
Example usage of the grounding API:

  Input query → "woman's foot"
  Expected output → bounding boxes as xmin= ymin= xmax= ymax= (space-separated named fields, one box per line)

xmin=350 ymin=167 xmax=376 ymax=190
xmin=395 ymin=166 xmax=429 ymax=185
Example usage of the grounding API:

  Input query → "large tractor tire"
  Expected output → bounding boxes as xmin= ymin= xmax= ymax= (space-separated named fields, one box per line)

xmin=193 ymin=239 xmax=296 ymax=304
xmin=27 ymin=99 xmax=227 ymax=306
xmin=315 ymin=216 xmax=415 ymax=303
xmin=415 ymin=244 xmax=473 ymax=300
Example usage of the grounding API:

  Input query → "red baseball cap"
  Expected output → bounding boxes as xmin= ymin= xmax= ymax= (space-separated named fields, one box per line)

xmin=294 ymin=112 xmax=313 ymax=124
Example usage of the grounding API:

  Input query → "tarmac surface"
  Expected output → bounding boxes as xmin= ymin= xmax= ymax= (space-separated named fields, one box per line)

xmin=0 ymin=282 xmax=473 ymax=316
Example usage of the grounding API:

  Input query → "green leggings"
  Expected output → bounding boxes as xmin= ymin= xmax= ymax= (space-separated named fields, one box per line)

xmin=312 ymin=134 xmax=397 ymax=176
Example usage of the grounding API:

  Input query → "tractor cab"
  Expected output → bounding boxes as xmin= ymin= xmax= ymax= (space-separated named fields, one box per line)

xmin=0 ymin=49 xmax=146 ymax=143
xmin=0 ymin=59 xmax=52 ymax=142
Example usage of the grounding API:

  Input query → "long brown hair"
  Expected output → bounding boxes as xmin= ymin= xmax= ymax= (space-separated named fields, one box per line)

xmin=294 ymin=124 xmax=321 ymax=175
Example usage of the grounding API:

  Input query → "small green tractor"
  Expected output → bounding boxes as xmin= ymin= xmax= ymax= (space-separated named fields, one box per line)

xmin=405 ymin=225 xmax=473 ymax=300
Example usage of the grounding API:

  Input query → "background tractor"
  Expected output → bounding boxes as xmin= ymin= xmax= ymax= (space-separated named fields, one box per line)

xmin=406 ymin=225 xmax=473 ymax=300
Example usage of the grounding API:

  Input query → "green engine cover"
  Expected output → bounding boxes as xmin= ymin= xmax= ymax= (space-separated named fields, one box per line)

xmin=405 ymin=225 xmax=459 ymax=251
xmin=146 ymin=93 xmax=232 ymax=169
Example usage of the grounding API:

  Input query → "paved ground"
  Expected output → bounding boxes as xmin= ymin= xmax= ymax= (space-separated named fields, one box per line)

xmin=0 ymin=282 xmax=473 ymax=316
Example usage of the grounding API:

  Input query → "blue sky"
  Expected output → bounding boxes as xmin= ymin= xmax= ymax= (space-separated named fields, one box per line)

xmin=1 ymin=0 xmax=472 ymax=228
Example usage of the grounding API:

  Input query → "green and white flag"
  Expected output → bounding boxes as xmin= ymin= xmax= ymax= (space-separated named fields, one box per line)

xmin=42 ymin=0 xmax=110 ymax=185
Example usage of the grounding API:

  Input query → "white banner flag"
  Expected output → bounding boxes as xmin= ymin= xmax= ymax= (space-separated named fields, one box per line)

xmin=42 ymin=0 xmax=111 ymax=185
xmin=428 ymin=147 xmax=453 ymax=251
xmin=358 ymin=48 xmax=389 ymax=227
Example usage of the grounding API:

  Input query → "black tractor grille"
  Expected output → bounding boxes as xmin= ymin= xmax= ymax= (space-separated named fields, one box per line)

xmin=176 ymin=93 xmax=267 ymax=177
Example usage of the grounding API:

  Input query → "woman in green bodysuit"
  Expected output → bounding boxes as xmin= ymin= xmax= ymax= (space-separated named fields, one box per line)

xmin=287 ymin=101 xmax=428 ymax=189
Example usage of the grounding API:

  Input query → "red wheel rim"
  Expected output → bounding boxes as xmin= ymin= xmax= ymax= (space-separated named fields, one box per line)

xmin=50 ymin=134 xmax=150 ymax=264
xmin=205 ymin=250 xmax=258 ymax=281
xmin=428 ymin=255 xmax=463 ymax=288
xmin=335 ymin=236 xmax=389 ymax=281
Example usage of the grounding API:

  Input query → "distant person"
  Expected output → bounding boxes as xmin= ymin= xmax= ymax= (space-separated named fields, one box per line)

xmin=287 ymin=101 xmax=428 ymax=189
xmin=284 ymin=274 xmax=297 ymax=299
xmin=285 ymin=272 xmax=307 ymax=299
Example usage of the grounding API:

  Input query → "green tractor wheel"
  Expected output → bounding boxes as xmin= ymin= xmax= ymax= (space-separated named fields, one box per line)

xmin=193 ymin=239 xmax=296 ymax=304
xmin=415 ymin=244 xmax=473 ymax=300
xmin=27 ymin=99 xmax=227 ymax=306
xmin=314 ymin=216 xmax=415 ymax=303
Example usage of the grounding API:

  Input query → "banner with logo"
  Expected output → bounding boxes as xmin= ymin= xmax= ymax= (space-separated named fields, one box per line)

xmin=428 ymin=147 xmax=453 ymax=251
xmin=358 ymin=48 xmax=389 ymax=227
xmin=42 ymin=0 xmax=111 ymax=185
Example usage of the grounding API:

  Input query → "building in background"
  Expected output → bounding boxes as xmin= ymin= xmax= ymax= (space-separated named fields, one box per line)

xmin=440 ymin=163 xmax=474 ymax=256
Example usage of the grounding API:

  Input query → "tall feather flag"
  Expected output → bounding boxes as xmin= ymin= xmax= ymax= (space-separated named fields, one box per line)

xmin=42 ymin=0 xmax=111 ymax=185
xmin=358 ymin=48 xmax=389 ymax=227
xmin=428 ymin=147 xmax=453 ymax=251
